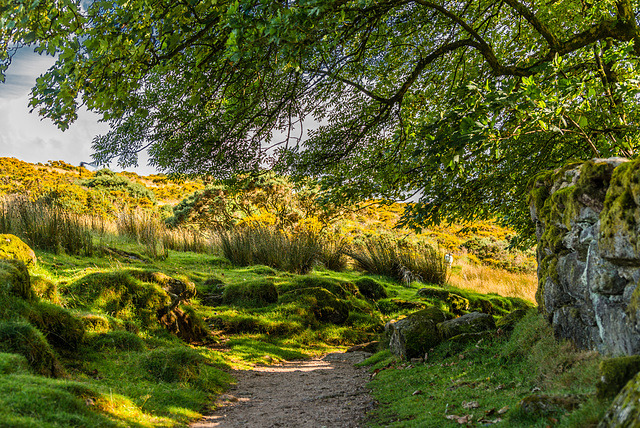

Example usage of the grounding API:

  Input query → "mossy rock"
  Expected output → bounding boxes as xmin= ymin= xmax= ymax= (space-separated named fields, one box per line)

xmin=130 ymin=270 xmax=197 ymax=301
xmin=0 ymin=234 xmax=37 ymax=267
xmin=25 ymin=302 xmax=85 ymax=351
xmin=249 ymin=265 xmax=278 ymax=275
xmin=438 ymin=312 xmax=496 ymax=340
xmin=0 ymin=352 xmax=30 ymax=375
xmin=388 ymin=306 xmax=452 ymax=359
xmin=223 ymin=278 xmax=278 ymax=307
xmin=377 ymin=298 xmax=427 ymax=315
xmin=599 ymin=370 xmax=640 ymax=427
xmin=142 ymin=347 xmax=213 ymax=389
xmin=417 ymin=286 xmax=451 ymax=300
xmin=279 ymin=287 xmax=349 ymax=325
xmin=78 ymin=314 xmax=111 ymax=334
xmin=31 ymin=276 xmax=60 ymax=304
xmin=596 ymin=355 xmax=640 ymax=400
xmin=496 ymin=308 xmax=530 ymax=332
xmin=158 ymin=305 xmax=210 ymax=343
xmin=88 ymin=330 xmax=146 ymax=352
xmin=0 ymin=259 xmax=33 ymax=301
xmin=448 ymin=331 xmax=494 ymax=344
xmin=417 ymin=287 xmax=469 ymax=314
xmin=355 ymin=277 xmax=388 ymax=301
xmin=517 ymin=394 xmax=582 ymax=416
xmin=280 ymin=276 xmax=352 ymax=299
xmin=67 ymin=271 xmax=170 ymax=327
xmin=0 ymin=320 xmax=63 ymax=377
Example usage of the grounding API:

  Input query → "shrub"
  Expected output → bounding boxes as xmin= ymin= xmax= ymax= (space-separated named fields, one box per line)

xmin=0 ymin=321 xmax=62 ymax=377
xmin=348 ymin=236 xmax=448 ymax=285
xmin=80 ymin=169 xmax=156 ymax=203
xmin=223 ymin=279 xmax=279 ymax=307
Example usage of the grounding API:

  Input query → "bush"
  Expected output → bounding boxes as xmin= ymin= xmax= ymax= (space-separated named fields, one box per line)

xmin=0 ymin=321 xmax=62 ymax=377
xmin=348 ymin=236 xmax=448 ymax=285
xmin=80 ymin=169 xmax=156 ymax=203
xmin=223 ymin=279 xmax=279 ymax=307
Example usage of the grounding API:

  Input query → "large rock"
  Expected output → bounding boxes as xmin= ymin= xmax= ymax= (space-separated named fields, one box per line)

xmin=387 ymin=307 xmax=451 ymax=359
xmin=530 ymin=158 xmax=640 ymax=355
xmin=0 ymin=259 xmax=32 ymax=300
xmin=0 ymin=234 xmax=36 ymax=267
xmin=437 ymin=312 xmax=496 ymax=340
xmin=599 ymin=370 xmax=640 ymax=427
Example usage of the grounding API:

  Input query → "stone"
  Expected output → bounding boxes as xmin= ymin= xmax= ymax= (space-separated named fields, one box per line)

xmin=387 ymin=306 xmax=450 ymax=360
xmin=437 ymin=312 xmax=496 ymax=340
xmin=596 ymin=356 xmax=640 ymax=399
xmin=599 ymin=370 xmax=640 ymax=427
xmin=280 ymin=287 xmax=349 ymax=324
xmin=0 ymin=234 xmax=36 ymax=267
xmin=0 ymin=259 xmax=32 ymax=300
xmin=530 ymin=158 xmax=640 ymax=355
xmin=517 ymin=394 xmax=582 ymax=416
xmin=496 ymin=309 xmax=530 ymax=332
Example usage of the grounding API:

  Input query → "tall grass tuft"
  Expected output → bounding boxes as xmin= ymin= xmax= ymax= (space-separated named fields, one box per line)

xmin=116 ymin=210 xmax=167 ymax=259
xmin=219 ymin=227 xmax=320 ymax=274
xmin=0 ymin=196 xmax=94 ymax=256
xmin=348 ymin=236 xmax=448 ymax=285
xmin=162 ymin=227 xmax=211 ymax=253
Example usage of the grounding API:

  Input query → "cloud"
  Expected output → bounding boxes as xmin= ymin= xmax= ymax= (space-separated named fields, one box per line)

xmin=0 ymin=49 xmax=157 ymax=175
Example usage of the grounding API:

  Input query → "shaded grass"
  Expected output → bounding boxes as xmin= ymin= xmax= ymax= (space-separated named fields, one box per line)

xmin=363 ymin=311 xmax=606 ymax=428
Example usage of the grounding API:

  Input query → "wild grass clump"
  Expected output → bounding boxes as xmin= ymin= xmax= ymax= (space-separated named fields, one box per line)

xmin=219 ymin=227 xmax=321 ymax=273
xmin=162 ymin=226 xmax=211 ymax=253
xmin=25 ymin=302 xmax=85 ymax=352
xmin=88 ymin=331 xmax=146 ymax=352
xmin=348 ymin=236 xmax=448 ymax=286
xmin=0 ymin=196 xmax=93 ymax=256
xmin=116 ymin=209 xmax=168 ymax=259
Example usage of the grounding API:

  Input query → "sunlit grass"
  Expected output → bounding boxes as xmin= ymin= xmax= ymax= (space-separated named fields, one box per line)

xmin=449 ymin=258 xmax=537 ymax=303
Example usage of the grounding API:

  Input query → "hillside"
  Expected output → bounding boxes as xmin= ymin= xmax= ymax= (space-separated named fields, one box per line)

xmin=0 ymin=158 xmax=611 ymax=427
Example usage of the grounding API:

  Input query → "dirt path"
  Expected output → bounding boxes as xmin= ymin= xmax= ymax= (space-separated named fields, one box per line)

xmin=191 ymin=352 xmax=376 ymax=428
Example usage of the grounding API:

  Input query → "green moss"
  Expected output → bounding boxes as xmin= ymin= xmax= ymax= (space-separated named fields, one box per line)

xmin=0 ymin=352 xmax=30 ymax=375
xmin=223 ymin=278 xmax=278 ymax=307
xmin=0 ymin=259 xmax=33 ymax=301
xmin=596 ymin=355 xmax=640 ymax=399
xmin=88 ymin=330 xmax=146 ymax=352
xmin=25 ymin=302 xmax=85 ymax=351
xmin=279 ymin=275 xmax=352 ymax=299
xmin=0 ymin=321 xmax=62 ymax=377
xmin=30 ymin=275 xmax=60 ymax=304
xmin=279 ymin=287 xmax=349 ymax=324
xmin=354 ymin=277 xmax=388 ymax=300
xmin=66 ymin=271 xmax=170 ymax=328
xmin=399 ymin=306 xmax=451 ymax=359
xmin=78 ymin=314 xmax=111 ymax=333
xmin=0 ymin=234 xmax=37 ymax=267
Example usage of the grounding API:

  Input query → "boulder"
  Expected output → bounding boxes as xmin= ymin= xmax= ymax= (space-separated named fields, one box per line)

xmin=280 ymin=287 xmax=349 ymax=324
xmin=530 ymin=158 xmax=640 ymax=355
xmin=437 ymin=312 xmax=496 ymax=340
xmin=0 ymin=234 xmax=36 ymax=267
xmin=387 ymin=306 xmax=450 ymax=359
xmin=596 ymin=355 xmax=640 ymax=399
xmin=355 ymin=277 xmax=388 ymax=301
xmin=0 ymin=259 xmax=32 ymax=301
xmin=599 ymin=370 xmax=640 ymax=427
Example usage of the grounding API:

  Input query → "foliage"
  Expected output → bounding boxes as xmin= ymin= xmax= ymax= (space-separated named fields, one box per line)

xmin=4 ymin=1 xmax=640 ymax=238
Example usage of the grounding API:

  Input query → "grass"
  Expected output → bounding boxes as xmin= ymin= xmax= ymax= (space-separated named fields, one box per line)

xmin=362 ymin=310 xmax=606 ymax=428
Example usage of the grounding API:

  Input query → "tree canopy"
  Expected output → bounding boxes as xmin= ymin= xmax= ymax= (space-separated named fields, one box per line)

xmin=3 ymin=0 xmax=640 ymax=238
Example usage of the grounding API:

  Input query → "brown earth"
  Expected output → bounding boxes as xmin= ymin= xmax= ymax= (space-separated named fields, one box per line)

xmin=191 ymin=352 xmax=376 ymax=428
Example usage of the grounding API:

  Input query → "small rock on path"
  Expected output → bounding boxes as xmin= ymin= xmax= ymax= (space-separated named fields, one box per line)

xmin=191 ymin=352 xmax=375 ymax=428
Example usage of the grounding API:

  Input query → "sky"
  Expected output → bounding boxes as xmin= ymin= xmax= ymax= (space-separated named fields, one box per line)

xmin=0 ymin=49 xmax=157 ymax=176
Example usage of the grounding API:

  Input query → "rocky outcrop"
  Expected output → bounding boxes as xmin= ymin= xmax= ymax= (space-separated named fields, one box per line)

xmin=530 ymin=157 xmax=640 ymax=355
